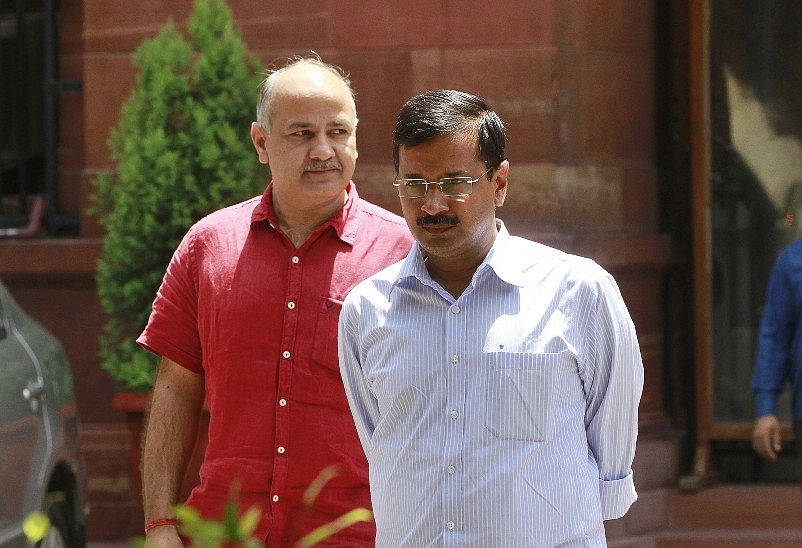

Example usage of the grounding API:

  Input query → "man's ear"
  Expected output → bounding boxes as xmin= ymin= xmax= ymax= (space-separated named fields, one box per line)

xmin=493 ymin=160 xmax=509 ymax=207
xmin=250 ymin=122 xmax=269 ymax=165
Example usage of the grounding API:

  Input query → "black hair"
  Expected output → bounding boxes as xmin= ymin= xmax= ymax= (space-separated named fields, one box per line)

xmin=392 ymin=89 xmax=506 ymax=174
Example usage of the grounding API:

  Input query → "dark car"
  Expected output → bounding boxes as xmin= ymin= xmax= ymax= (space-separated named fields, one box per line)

xmin=0 ymin=279 xmax=87 ymax=547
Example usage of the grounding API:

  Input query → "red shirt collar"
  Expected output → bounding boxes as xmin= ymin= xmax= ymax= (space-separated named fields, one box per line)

xmin=251 ymin=181 xmax=359 ymax=245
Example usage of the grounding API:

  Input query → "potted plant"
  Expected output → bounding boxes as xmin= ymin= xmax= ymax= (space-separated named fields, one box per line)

xmin=90 ymin=0 xmax=264 ymax=506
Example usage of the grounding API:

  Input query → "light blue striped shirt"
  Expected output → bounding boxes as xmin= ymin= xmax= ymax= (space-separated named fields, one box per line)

xmin=339 ymin=222 xmax=644 ymax=547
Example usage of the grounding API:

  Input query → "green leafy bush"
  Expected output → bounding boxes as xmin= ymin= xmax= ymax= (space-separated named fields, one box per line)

xmin=91 ymin=0 xmax=264 ymax=392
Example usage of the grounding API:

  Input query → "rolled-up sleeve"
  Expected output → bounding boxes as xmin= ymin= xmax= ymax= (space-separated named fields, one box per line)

xmin=582 ymin=273 xmax=644 ymax=520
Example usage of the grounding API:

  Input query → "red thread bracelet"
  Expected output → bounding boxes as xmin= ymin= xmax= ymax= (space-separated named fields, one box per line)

xmin=145 ymin=518 xmax=179 ymax=533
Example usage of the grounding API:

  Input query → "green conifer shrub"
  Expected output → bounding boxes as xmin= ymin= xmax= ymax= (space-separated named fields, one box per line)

xmin=91 ymin=0 xmax=264 ymax=392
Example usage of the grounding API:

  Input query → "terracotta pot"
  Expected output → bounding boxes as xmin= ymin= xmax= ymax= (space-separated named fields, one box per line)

xmin=112 ymin=392 xmax=209 ymax=514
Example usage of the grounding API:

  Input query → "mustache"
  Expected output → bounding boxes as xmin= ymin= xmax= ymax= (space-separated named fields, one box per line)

xmin=417 ymin=214 xmax=459 ymax=227
xmin=303 ymin=160 xmax=341 ymax=171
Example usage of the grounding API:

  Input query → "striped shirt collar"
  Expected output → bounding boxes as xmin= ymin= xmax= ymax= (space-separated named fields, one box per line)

xmin=394 ymin=219 xmax=526 ymax=293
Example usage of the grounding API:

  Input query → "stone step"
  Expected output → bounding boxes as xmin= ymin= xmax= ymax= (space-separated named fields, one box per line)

xmin=656 ymin=527 xmax=802 ymax=547
xmin=608 ymin=484 xmax=802 ymax=547
xmin=608 ymin=527 xmax=802 ymax=548
xmin=667 ymin=484 xmax=802 ymax=529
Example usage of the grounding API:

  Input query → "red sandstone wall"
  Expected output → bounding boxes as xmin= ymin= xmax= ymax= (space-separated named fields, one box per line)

xmin=81 ymin=0 xmax=659 ymax=230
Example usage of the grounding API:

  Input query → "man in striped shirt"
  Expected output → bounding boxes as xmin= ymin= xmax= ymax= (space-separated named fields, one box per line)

xmin=339 ymin=89 xmax=644 ymax=547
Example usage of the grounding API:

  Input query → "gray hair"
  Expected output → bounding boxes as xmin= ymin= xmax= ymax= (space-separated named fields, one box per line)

xmin=256 ymin=55 xmax=357 ymax=132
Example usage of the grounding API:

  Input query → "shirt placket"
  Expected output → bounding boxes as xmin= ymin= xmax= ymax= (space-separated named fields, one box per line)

xmin=443 ymin=300 xmax=467 ymax=547
xmin=271 ymin=251 xmax=303 ymax=528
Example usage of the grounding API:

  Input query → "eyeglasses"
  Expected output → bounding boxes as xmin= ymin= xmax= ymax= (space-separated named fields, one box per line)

xmin=393 ymin=167 xmax=493 ymax=198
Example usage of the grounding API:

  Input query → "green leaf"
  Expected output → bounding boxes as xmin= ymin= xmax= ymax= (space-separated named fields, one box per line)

xmin=295 ymin=508 xmax=374 ymax=548
xmin=237 ymin=507 xmax=261 ymax=538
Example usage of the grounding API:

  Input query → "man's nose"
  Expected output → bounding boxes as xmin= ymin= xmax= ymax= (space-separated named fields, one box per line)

xmin=420 ymin=184 xmax=449 ymax=215
xmin=310 ymin=134 xmax=335 ymax=159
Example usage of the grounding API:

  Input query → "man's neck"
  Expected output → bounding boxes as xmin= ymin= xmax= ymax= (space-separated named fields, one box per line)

xmin=422 ymin=223 xmax=498 ymax=299
xmin=424 ymin=257 xmax=483 ymax=299
xmin=274 ymin=190 xmax=348 ymax=248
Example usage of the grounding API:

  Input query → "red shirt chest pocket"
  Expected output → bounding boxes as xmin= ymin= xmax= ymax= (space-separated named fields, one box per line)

xmin=311 ymin=297 xmax=343 ymax=370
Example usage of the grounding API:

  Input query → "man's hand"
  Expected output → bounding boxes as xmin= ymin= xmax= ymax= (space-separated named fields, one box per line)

xmin=752 ymin=414 xmax=782 ymax=461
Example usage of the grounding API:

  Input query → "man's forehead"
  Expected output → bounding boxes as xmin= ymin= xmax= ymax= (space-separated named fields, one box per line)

xmin=274 ymin=65 xmax=352 ymax=102
xmin=271 ymin=89 xmax=355 ymax=127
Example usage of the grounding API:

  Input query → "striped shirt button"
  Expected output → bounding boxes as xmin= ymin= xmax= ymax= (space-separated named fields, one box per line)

xmin=446 ymin=521 xmax=455 ymax=531
xmin=450 ymin=410 xmax=458 ymax=419
xmin=451 ymin=355 xmax=459 ymax=364
xmin=447 ymin=465 xmax=455 ymax=475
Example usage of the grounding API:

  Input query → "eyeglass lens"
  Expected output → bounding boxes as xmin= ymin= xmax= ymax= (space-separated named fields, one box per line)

xmin=394 ymin=167 xmax=493 ymax=198
xmin=398 ymin=178 xmax=472 ymax=198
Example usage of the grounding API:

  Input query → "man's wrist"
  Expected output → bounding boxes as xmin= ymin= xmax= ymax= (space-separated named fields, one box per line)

xmin=144 ymin=517 xmax=179 ymax=533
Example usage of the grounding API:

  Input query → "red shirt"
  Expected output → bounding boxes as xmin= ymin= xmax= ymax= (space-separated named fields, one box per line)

xmin=137 ymin=183 xmax=413 ymax=546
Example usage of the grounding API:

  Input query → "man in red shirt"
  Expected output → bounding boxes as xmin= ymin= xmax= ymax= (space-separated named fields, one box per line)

xmin=136 ymin=56 xmax=413 ymax=547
